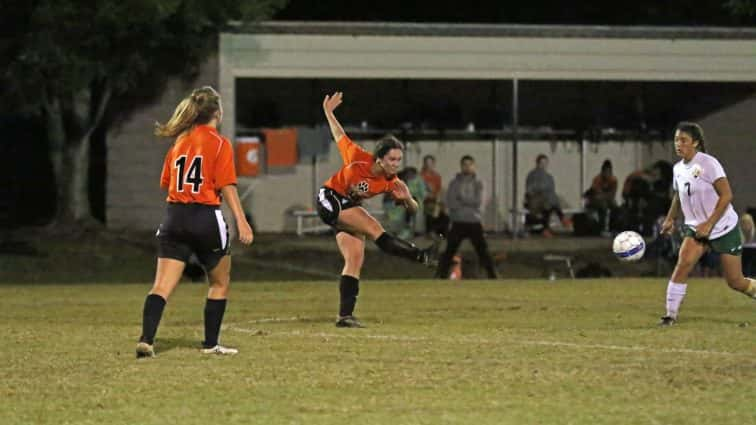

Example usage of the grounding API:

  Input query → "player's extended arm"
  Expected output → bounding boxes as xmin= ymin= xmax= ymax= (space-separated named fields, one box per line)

xmin=697 ymin=177 xmax=734 ymax=238
xmin=221 ymin=185 xmax=254 ymax=245
xmin=392 ymin=180 xmax=419 ymax=215
xmin=660 ymin=192 xmax=680 ymax=235
xmin=322 ymin=91 xmax=346 ymax=143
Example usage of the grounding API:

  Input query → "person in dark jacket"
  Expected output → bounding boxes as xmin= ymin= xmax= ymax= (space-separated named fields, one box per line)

xmin=435 ymin=155 xmax=498 ymax=279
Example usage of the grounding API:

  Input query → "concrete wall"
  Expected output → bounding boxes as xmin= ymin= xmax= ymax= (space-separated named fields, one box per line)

xmin=699 ymin=95 xmax=756 ymax=212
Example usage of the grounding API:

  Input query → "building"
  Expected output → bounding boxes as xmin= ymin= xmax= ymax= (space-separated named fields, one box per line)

xmin=107 ymin=22 xmax=756 ymax=233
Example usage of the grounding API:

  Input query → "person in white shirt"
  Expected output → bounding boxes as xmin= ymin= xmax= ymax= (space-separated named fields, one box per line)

xmin=658 ymin=122 xmax=756 ymax=326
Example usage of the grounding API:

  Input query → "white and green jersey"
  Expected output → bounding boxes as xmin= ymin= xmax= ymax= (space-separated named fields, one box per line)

xmin=673 ymin=152 xmax=738 ymax=239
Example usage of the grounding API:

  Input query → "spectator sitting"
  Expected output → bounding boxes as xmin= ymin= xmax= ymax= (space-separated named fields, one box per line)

xmin=620 ymin=160 xmax=672 ymax=236
xmin=583 ymin=159 xmax=618 ymax=235
xmin=383 ymin=167 xmax=426 ymax=239
xmin=525 ymin=154 xmax=570 ymax=237
xmin=648 ymin=160 xmax=673 ymax=219
xmin=403 ymin=167 xmax=427 ymax=236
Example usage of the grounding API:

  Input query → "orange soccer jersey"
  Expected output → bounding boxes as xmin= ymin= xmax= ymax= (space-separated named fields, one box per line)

xmin=160 ymin=125 xmax=237 ymax=205
xmin=323 ymin=135 xmax=397 ymax=200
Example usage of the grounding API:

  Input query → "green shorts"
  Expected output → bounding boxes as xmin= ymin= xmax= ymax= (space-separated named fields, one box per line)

xmin=681 ymin=223 xmax=743 ymax=256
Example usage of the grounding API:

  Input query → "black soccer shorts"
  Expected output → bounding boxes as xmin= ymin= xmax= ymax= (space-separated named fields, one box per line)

xmin=315 ymin=186 xmax=358 ymax=227
xmin=156 ymin=203 xmax=230 ymax=271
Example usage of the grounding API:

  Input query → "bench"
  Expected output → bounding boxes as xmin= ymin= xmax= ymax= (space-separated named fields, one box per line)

xmin=543 ymin=254 xmax=576 ymax=279
xmin=509 ymin=207 xmax=584 ymax=237
xmin=292 ymin=209 xmax=385 ymax=237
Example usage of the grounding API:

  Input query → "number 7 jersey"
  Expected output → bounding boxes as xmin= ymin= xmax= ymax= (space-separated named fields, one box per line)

xmin=160 ymin=124 xmax=237 ymax=206
xmin=673 ymin=151 xmax=738 ymax=239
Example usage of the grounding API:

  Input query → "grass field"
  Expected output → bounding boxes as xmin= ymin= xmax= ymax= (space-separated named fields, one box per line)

xmin=2 ymin=278 xmax=755 ymax=425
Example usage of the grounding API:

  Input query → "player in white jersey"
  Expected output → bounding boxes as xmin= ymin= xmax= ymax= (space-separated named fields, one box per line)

xmin=658 ymin=122 xmax=756 ymax=326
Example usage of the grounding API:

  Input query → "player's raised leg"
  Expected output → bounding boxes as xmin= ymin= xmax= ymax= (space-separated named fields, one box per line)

xmin=338 ymin=206 xmax=440 ymax=266
xmin=720 ymin=254 xmax=756 ymax=299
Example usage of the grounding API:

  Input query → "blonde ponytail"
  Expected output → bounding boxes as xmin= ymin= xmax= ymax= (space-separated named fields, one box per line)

xmin=155 ymin=86 xmax=221 ymax=138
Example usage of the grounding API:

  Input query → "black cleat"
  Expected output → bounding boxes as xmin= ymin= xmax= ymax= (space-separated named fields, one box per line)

xmin=658 ymin=316 xmax=677 ymax=327
xmin=420 ymin=235 xmax=443 ymax=268
xmin=335 ymin=315 xmax=365 ymax=328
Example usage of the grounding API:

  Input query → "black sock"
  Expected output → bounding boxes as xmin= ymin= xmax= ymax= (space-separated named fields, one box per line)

xmin=139 ymin=294 xmax=166 ymax=345
xmin=375 ymin=232 xmax=423 ymax=262
xmin=203 ymin=298 xmax=227 ymax=348
xmin=339 ymin=275 xmax=360 ymax=317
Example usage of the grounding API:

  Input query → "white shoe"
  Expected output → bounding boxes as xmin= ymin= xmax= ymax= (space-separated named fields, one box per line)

xmin=201 ymin=345 xmax=238 ymax=355
xmin=136 ymin=342 xmax=155 ymax=358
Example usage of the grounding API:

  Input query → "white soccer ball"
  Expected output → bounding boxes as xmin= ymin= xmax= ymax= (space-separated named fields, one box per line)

xmin=612 ymin=231 xmax=646 ymax=262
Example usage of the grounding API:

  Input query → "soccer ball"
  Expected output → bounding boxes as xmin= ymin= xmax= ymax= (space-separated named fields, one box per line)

xmin=612 ymin=231 xmax=646 ymax=262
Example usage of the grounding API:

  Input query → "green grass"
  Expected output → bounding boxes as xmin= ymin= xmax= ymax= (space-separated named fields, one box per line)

xmin=1 ymin=278 xmax=755 ymax=425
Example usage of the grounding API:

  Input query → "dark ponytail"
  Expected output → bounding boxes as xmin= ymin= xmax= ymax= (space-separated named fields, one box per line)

xmin=675 ymin=121 xmax=706 ymax=153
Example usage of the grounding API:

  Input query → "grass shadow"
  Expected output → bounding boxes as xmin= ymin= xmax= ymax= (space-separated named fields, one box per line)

xmin=683 ymin=315 xmax=750 ymax=326
xmin=156 ymin=336 xmax=201 ymax=353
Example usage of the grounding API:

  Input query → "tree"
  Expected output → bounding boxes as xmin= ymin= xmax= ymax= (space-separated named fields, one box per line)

xmin=725 ymin=0 xmax=756 ymax=20
xmin=1 ymin=0 xmax=286 ymax=226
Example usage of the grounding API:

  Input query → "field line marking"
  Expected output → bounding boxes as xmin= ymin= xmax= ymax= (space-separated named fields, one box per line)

xmin=224 ymin=325 xmax=749 ymax=357
xmin=231 ymin=316 xmax=315 ymax=324
xmin=517 ymin=340 xmax=743 ymax=356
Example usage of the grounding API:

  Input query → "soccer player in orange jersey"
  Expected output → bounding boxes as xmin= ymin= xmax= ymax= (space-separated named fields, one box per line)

xmin=136 ymin=86 xmax=253 ymax=358
xmin=317 ymin=92 xmax=440 ymax=328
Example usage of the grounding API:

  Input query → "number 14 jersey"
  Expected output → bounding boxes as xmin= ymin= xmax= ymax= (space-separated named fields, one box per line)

xmin=673 ymin=152 xmax=738 ymax=239
xmin=160 ymin=124 xmax=237 ymax=206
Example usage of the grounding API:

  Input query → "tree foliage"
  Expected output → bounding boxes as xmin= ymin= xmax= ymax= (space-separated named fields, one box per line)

xmin=725 ymin=0 xmax=756 ymax=19
xmin=1 ymin=0 xmax=286 ymax=225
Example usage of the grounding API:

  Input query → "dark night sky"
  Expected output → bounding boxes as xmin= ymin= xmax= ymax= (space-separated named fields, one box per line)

xmin=274 ymin=0 xmax=756 ymax=26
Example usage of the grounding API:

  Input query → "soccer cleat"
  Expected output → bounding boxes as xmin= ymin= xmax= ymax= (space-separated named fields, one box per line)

xmin=335 ymin=315 xmax=365 ymax=328
xmin=201 ymin=345 xmax=239 ymax=355
xmin=420 ymin=236 xmax=443 ymax=268
xmin=135 ymin=342 xmax=155 ymax=358
xmin=658 ymin=316 xmax=677 ymax=327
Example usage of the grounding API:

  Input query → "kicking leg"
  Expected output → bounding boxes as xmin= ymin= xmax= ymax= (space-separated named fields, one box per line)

xmin=338 ymin=207 xmax=439 ymax=266
xmin=720 ymin=253 xmax=756 ymax=299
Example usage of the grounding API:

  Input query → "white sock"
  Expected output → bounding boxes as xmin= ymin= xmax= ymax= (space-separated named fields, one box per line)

xmin=666 ymin=281 xmax=687 ymax=319
xmin=743 ymin=278 xmax=756 ymax=299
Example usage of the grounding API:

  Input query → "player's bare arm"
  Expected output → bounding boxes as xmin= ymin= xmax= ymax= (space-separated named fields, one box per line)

xmin=392 ymin=179 xmax=419 ymax=214
xmin=661 ymin=192 xmax=680 ymax=235
xmin=696 ymin=177 xmax=733 ymax=239
xmin=323 ymin=91 xmax=346 ymax=142
xmin=221 ymin=185 xmax=254 ymax=245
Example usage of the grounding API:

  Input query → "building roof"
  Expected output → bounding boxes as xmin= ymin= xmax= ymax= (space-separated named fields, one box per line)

xmin=230 ymin=20 xmax=756 ymax=40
